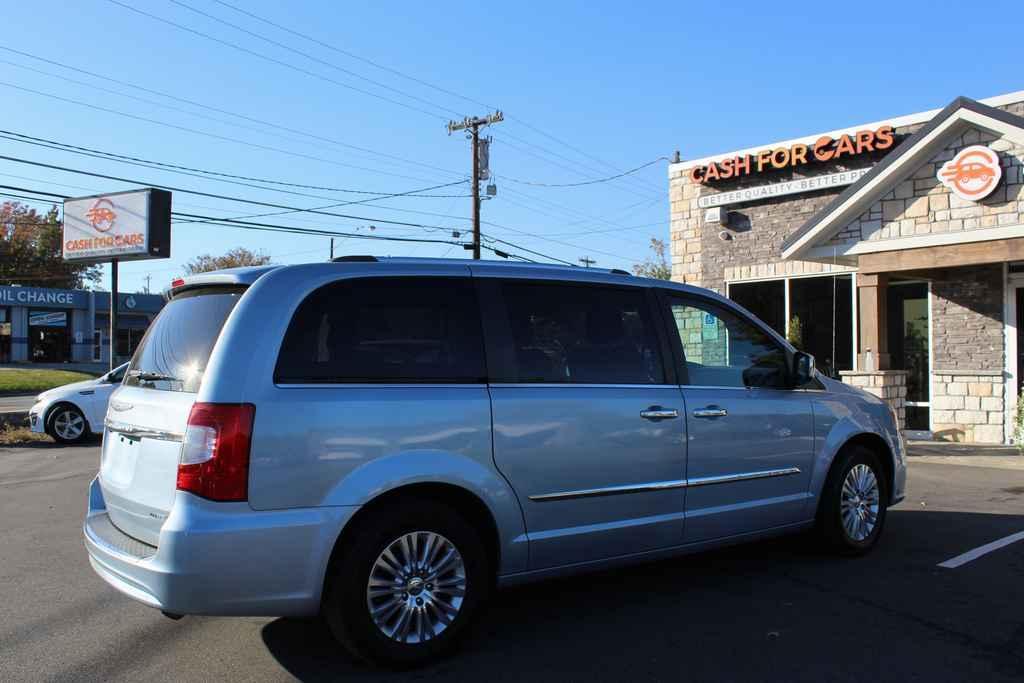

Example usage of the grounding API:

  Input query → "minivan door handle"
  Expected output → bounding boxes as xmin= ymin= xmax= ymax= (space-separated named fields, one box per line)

xmin=692 ymin=407 xmax=728 ymax=418
xmin=640 ymin=407 xmax=679 ymax=420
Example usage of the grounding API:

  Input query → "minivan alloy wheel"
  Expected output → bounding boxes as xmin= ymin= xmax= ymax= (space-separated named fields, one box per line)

xmin=52 ymin=408 xmax=85 ymax=441
xmin=366 ymin=531 xmax=467 ymax=644
xmin=840 ymin=464 xmax=880 ymax=541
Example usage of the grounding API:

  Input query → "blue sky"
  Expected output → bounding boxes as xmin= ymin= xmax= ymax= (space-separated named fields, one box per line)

xmin=3 ymin=0 xmax=1021 ymax=292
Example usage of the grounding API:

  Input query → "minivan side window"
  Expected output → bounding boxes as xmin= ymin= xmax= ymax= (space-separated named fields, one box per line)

xmin=492 ymin=282 xmax=664 ymax=384
xmin=275 ymin=277 xmax=486 ymax=384
xmin=667 ymin=297 xmax=788 ymax=389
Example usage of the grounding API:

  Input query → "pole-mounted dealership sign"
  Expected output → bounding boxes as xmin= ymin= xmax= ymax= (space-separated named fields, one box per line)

xmin=62 ymin=188 xmax=171 ymax=262
xmin=62 ymin=188 xmax=171 ymax=370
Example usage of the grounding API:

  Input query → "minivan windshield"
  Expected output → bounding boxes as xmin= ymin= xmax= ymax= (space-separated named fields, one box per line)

xmin=124 ymin=287 xmax=245 ymax=392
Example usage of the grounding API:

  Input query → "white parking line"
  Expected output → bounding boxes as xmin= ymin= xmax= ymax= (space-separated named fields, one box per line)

xmin=938 ymin=530 xmax=1024 ymax=569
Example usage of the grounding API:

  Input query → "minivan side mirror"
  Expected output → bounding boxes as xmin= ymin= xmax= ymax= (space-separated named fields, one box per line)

xmin=792 ymin=351 xmax=815 ymax=387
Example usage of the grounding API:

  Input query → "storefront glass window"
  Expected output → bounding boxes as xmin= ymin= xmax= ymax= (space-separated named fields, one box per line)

xmin=728 ymin=281 xmax=785 ymax=335
xmin=728 ymin=274 xmax=853 ymax=379
xmin=28 ymin=309 xmax=69 ymax=363
xmin=789 ymin=275 xmax=853 ymax=378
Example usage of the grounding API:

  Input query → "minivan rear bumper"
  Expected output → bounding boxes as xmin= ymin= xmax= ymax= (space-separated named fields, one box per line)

xmin=84 ymin=477 xmax=357 ymax=616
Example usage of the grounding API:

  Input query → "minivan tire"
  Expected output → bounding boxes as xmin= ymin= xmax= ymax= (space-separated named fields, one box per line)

xmin=323 ymin=498 xmax=490 ymax=667
xmin=46 ymin=403 xmax=89 ymax=444
xmin=816 ymin=445 xmax=889 ymax=555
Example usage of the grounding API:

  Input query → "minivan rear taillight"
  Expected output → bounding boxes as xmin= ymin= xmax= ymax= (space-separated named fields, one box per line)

xmin=177 ymin=403 xmax=255 ymax=502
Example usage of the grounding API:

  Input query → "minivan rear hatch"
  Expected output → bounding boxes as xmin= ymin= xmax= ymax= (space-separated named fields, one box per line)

xmin=100 ymin=286 xmax=245 ymax=546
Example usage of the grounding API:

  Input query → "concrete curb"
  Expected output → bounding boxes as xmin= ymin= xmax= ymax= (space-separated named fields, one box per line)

xmin=908 ymin=454 xmax=1024 ymax=470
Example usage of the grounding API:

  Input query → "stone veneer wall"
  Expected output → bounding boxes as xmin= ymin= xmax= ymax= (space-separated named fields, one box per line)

xmin=827 ymin=128 xmax=1024 ymax=247
xmin=928 ymin=264 xmax=1006 ymax=443
xmin=840 ymin=371 xmax=908 ymax=430
xmin=930 ymin=372 xmax=1005 ymax=443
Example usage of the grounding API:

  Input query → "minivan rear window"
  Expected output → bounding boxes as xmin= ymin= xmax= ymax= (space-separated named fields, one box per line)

xmin=124 ymin=287 xmax=245 ymax=392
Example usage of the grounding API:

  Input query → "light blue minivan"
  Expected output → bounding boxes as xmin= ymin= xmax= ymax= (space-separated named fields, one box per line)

xmin=84 ymin=257 xmax=905 ymax=666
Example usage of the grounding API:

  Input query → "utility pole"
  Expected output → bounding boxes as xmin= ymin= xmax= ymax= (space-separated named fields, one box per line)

xmin=579 ymin=257 xmax=596 ymax=268
xmin=329 ymin=238 xmax=334 ymax=261
xmin=142 ymin=274 xmax=152 ymax=294
xmin=448 ymin=111 xmax=503 ymax=259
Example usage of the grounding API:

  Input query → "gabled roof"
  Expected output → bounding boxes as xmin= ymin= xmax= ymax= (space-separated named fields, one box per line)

xmin=781 ymin=96 xmax=1024 ymax=261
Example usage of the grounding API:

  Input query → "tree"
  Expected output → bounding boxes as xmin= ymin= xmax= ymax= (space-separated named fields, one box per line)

xmin=183 ymin=247 xmax=272 ymax=274
xmin=0 ymin=201 xmax=102 ymax=288
xmin=632 ymin=238 xmax=672 ymax=280
xmin=786 ymin=315 xmax=804 ymax=349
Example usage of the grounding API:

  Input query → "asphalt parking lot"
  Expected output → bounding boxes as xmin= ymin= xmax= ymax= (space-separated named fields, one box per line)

xmin=1 ymin=441 xmax=1022 ymax=682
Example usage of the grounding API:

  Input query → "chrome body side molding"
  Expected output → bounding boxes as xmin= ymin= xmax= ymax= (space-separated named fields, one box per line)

xmin=529 ymin=467 xmax=802 ymax=502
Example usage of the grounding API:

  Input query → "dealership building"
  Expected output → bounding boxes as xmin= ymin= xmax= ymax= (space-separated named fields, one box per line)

xmin=669 ymin=90 xmax=1024 ymax=443
xmin=0 ymin=285 xmax=164 ymax=366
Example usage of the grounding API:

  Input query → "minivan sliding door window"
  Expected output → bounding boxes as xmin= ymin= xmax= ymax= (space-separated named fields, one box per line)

xmin=274 ymin=277 xmax=486 ymax=384
xmin=490 ymin=282 xmax=664 ymax=384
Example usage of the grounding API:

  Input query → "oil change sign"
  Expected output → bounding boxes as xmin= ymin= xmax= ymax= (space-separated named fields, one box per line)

xmin=62 ymin=188 xmax=171 ymax=262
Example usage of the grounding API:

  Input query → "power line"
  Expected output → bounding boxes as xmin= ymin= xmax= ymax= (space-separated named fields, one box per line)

xmin=206 ymin=0 xmax=665 ymax=198
xmin=173 ymin=178 xmax=469 ymax=225
xmin=118 ymin=0 xmax=662 ymax=201
xmin=0 ymin=129 xmax=467 ymax=198
xmin=0 ymin=47 xmax=464 ymax=178
xmin=0 ymin=134 xmax=491 ymax=229
xmin=168 ymin=0 xmax=466 ymax=120
xmin=499 ymin=157 xmax=667 ymax=188
xmin=0 ymin=155 xmax=464 ymax=232
xmin=107 ymin=0 xmax=452 ymax=121
xmin=0 ymin=79 xmax=449 ymax=184
xmin=1 ymin=181 xmax=569 ymax=265
xmin=0 ymin=155 xmax=600 ymax=264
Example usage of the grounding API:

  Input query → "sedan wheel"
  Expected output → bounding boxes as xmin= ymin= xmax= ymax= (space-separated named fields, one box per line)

xmin=49 ymin=406 xmax=88 ymax=444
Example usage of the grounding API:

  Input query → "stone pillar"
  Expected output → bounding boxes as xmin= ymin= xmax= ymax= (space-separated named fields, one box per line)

xmin=840 ymin=370 xmax=908 ymax=430
xmin=857 ymin=273 xmax=890 ymax=370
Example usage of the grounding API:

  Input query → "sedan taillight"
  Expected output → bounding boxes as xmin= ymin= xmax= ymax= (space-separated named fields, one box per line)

xmin=177 ymin=403 xmax=255 ymax=502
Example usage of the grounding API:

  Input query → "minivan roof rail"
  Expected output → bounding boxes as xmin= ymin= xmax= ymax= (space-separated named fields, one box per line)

xmin=609 ymin=268 xmax=631 ymax=276
xmin=331 ymin=255 xmax=379 ymax=262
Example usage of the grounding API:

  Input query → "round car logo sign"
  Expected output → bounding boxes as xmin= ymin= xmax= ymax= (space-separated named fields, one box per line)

xmin=85 ymin=198 xmax=117 ymax=233
xmin=937 ymin=145 xmax=1002 ymax=201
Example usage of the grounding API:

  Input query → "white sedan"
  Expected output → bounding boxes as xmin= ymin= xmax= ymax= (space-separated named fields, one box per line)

xmin=29 ymin=363 xmax=128 ymax=444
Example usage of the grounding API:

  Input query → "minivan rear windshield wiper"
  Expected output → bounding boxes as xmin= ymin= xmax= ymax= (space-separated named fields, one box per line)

xmin=128 ymin=370 xmax=181 ymax=382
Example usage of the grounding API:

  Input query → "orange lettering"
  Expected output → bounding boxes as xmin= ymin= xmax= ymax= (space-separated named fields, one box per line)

xmin=834 ymin=134 xmax=856 ymax=157
xmin=875 ymin=125 xmax=894 ymax=150
xmin=735 ymin=154 xmax=751 ymax=176
xmin=813 ymin=136 xmax=835 ymax=162
xmin=791 ymin=144 xmax=808 ymax=166
xmin=770 ymin=147 xmax=789 ymax=169
xmin=855 ymin=130 xmax=874 ymax=154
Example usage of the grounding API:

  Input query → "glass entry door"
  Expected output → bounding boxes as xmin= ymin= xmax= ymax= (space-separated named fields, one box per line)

xmin=887 ymin=283 xmax=929 ymax=431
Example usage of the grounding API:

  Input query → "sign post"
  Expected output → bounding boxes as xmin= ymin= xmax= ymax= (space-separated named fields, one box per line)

xmin=62 ymin=188 xmax=171 ymax=370
xmin=110 ymin=261 xmax=118 ymax=371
